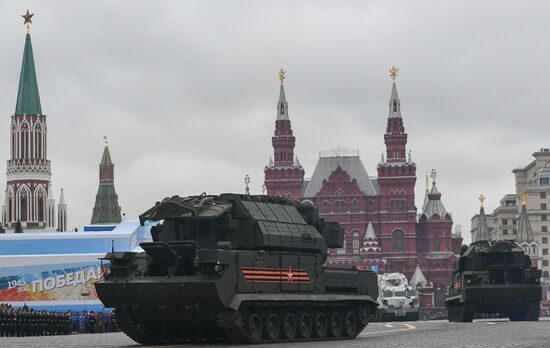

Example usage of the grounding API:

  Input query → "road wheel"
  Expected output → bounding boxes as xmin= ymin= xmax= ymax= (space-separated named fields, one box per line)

xmin=343 ymin=311 xmax=357 ymax=337
xmin=329 ymin=312 xmax=342 ymax=337
xmin=265 ymin=313 xmax=280 ymax=340
xmin=281 ymin=313 xmax=296 ymax=339
xmin=314 ymin=313 xmax=328 ymax=338
xmin=247 ymin=313 xmax=262 ymax=341
xmin=298 ymin=312 xmax=312 ymax=338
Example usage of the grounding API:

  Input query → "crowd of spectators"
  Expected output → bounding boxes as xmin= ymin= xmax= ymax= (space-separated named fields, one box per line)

xmin=0 ymin=303 xmax=116 ymax=337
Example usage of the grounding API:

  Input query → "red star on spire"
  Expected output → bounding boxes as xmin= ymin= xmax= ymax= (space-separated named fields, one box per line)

xmin=22 ymin=9 xmax=34 ymax=25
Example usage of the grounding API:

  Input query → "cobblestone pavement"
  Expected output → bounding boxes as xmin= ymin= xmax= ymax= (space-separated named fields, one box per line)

xmin=1 ymin=318 xmax=549 ymax=347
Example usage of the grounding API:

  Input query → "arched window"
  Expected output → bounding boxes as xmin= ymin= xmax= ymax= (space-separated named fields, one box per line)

xmin=433 ymin=235 xmax=440 ymax=251
xmin=352 ymin=231 xmax=360 ymax=253
xmin=367 ymin=200 xmax=375 ymax=213
xmin=393 ymin=100 xmax=397 ymax=112
xmin=351 ymin=199 xmax=358 ymax=212
xmin=335 ymin=200 xmax=346 ymax=213
xmin=321 ymin=200 xmax=329 ymax=214
xmin=36 ymin=130 xmax=42 ymax=159
xmin=8 ymin=197 xmax=13 ymax=222
xmin=280 ymin=102 xmax=284 ymax=115
xmin=36 ymin=190 xmax=45 ymax=222
xmin=393 ymin=229 xmax=405 ymax=251
xmin=21 ymin=129 xmax=28 ymax=159
xmin=20 ymin=192 xmax=28 ymax=222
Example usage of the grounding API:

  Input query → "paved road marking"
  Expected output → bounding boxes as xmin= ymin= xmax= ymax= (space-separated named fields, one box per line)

xmin=384 ymin=324 xmax=394 ymax=328
xmin=486 ymin=322 xmax=496 ymax=325
xmin=360 ymin=323 xmax=416 ymax=336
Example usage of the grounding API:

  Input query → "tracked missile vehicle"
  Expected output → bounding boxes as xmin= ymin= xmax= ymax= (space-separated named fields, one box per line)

xmin=377 ymin=273 xmax=419 ymax=321
xmin=445 ymin=240 xmax=542 ymax=322
xmin=95 ymin=194 xmax=378 ymax=344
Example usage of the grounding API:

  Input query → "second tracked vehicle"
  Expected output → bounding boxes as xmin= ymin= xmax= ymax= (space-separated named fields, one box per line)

xmin=445 ymin=240 xmax=542 ymax=322
xmin=95 ymin=194 xmax=378 ymax=344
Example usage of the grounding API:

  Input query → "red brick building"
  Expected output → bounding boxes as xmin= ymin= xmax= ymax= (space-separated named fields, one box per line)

xmin=264 ymin=69 xmax=463 ymax=307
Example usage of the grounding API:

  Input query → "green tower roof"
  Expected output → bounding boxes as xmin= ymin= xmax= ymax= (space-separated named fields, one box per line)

xmin=15 ymin=34 xmax=42 ymax=115
xmin=101 ymin=145 xmax=113 ymax=165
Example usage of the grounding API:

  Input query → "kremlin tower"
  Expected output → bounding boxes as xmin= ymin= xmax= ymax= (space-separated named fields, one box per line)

xmin=264 ymin=69 xmax=305 ymax=198
xmin=90 ymin=137 xmax=122 ymax=225
xmin=1 ymin=11 xmax=67 ymax=231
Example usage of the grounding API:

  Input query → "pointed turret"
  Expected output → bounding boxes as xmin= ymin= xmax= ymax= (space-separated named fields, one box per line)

xmin=517 ymin=194 xmax=535 ymax=242
xmin=361 ymin=222 xmax=381 ymax=253
xmin=474 ymin=195 xmax=491 ymax=241
xmin=410 ymin=264 xmax=429 ymax=287
xmin=421 ymin=171 xmax=451 ymax=220
xmin=91 ymin=137 xmax=122 ymax=225
xmin=57 ymin=188 xmax=67 ymax=231
xmin=15 ymin=31 xmax=42 ymax=115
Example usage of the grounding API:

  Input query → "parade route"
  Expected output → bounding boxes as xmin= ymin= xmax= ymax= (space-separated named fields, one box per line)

xmin=2 ymin=318 xmax=549 ymax=348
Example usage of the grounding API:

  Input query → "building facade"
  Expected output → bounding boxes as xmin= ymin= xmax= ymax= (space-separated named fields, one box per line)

xmin=471 ymin=149 xmax=550 ymax=280
xmin=263 ymin=69 xmax=463 ymax=307
xmin=1 ymin=15 xmax=67 ymax=231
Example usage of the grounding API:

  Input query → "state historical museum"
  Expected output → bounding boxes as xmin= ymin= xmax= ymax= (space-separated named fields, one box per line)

xmin=264 ymin=68 xmax=463 ymax=307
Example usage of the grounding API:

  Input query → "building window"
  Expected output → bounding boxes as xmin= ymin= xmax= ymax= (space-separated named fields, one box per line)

xmin=544 ymin=271 xmax=549 ymax=278
xmin=513 ymin=229 xmax=517 ymax=235
xmin=541 ymin=178 xmax=550 ymax=186
xmin=512 ymin=219 xmax=517 ymax=225
xmin=543 ymin=237 xmax=548 ymax=244
xmin=352 ymin=231 xmax=360 ymax=253
xmin=321 ymin=200 xmax=329 ymax=214
xmin=503 ymin=219 xmax=508 ymax=225
xmin=543 ymin=226 xmax=548 ymax=233
xmin=542 ymin=203 xmax=547 ymax=210
xmin=543 ymin=215 xmax=548 ymax=222
xmin=20 ymin=194 xmax=28 ymax=222
xmin=335 ymin=200 xmax=346 ymax=213
xmin=351 ymin=199 xmax=359 ymax=213
xmin=543 ymin=248 xmax=548 ymax=256
xmin=37 ymin=195 xmax=44 ymax=222
xmin=366 ymin=200 xmax=375 ymax=213
xmin=541 ymin=192 xmax=547 ymax=199
xmin=433 ymin=235 xmax=440 ymax=251
xmin=393 ymin=229 xmax=405 ymax=251
xmin=543 ymin=260 xmax=549 ymax=267
xmin=503 ymin=229 xmax=508 ymax=235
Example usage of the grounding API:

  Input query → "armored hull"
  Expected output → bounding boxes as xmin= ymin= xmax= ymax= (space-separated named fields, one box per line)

xmin=376 ymin=273 xmax=419 ymax=321
xmin=95 ymin=194 xmax=378 ymax=344
xmin=445 ymin=240 xmax=542 ymax=322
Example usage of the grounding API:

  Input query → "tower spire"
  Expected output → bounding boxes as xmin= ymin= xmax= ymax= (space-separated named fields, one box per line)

xmin=474 ymin=194 xmax=491 ymax=241
xmin=388 ymin=66 xmax=401 ymax=118
xmin=517 ymin=193 xmax=535 ymax=242
xmin=91 ymin=137 xmax=122 ymax=225
xmin=277 ymin=68 xmax=289 ymax=120
xmin=15 ymin=10 xmax=41 ymax=116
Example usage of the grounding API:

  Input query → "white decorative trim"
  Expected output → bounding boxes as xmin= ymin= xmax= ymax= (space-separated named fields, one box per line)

xmin=7 ymin=172 xmax=52 ymax=181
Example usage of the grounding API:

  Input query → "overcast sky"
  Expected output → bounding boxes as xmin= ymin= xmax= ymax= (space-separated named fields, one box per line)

xmin=0 ymin=1 xmax=548 ymax=242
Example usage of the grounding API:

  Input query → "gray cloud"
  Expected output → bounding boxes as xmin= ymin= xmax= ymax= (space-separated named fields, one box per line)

xmin=0 ymin=1 xmax=548 ymax=243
